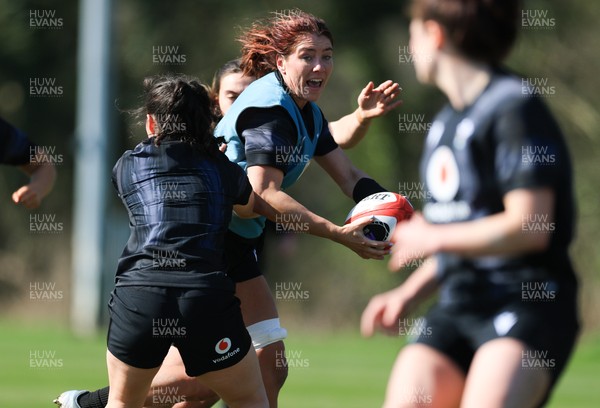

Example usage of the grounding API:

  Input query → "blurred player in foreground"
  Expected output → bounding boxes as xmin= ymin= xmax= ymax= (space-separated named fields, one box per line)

xmin=1 ymin=116 xmax=55 ymax=208
xmin=361 ymin=0 xmax=579 ymax=407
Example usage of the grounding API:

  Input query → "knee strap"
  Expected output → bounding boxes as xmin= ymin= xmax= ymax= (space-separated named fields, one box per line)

xmin=247 ymin=318 xmax=288 ymax=350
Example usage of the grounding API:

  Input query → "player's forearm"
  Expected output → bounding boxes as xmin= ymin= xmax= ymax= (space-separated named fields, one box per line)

xmin=258 ymin=187 xmax=342 ymax=240
xmin=432 ymin=212 xmax=551 ymax=258
xmin=328 ymin=109 xmax=371 ymax=149
xmin=397 ymin=257 xmax=439 ymax=306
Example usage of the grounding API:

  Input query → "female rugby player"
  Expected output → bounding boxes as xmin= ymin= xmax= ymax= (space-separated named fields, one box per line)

xmin=55 ymin=12 xmax=402 ymax=406
xmin=361 ymin=1 xmax=579 ymax=407
xmin=102 ymin=75 xmax=270 ymax=408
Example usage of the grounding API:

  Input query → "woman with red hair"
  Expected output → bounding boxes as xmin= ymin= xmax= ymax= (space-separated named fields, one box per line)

xmin=55 ymin=9 xmax=402 ymax=408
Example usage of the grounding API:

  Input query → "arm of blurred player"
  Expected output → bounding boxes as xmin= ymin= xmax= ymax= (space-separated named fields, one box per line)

xmin=361 ymin=257 xmax=439 ymax=337
xmin=329 ymin=80 xmax=402 ymax=149
xmin=388 ymin=188 xmax=555 ymax=270
xmin=246 ymin=164 xmax=390 ymax=260
xmin=12 ymin=161 xmax=56 ymax=209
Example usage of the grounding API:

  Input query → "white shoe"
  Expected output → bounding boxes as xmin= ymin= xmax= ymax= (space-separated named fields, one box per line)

xmin=53 ymin=390 xmax=87 ymax=407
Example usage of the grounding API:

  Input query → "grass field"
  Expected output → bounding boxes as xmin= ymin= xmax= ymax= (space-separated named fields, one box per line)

xmin=1 ymin=320 xmax=598 ymax=407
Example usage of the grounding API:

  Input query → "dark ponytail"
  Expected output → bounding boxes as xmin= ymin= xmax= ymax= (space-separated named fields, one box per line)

xmin=135 ymin=74 xmax=220 ymax=156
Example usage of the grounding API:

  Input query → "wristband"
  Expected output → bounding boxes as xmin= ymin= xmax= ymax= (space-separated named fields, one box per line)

xmin=352 ymin=177 xmax=387 ymax=203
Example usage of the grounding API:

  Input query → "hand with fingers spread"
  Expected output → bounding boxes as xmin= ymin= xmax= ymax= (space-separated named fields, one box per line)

xmin=356 ymin=80 xmax=403 ymax=123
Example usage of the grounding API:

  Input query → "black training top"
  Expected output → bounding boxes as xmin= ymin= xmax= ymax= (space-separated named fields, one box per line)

xmin=0 ymin=116 xmax=34 ymax=165
xmin=112 ymin=138 xmax=252 ymax=289
xmin=420 ymin=70 xmax=577 ymax=307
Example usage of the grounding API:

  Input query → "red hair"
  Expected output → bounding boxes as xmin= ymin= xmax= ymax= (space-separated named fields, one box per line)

xmin=238 ymin=9 xmax=333 ymax=78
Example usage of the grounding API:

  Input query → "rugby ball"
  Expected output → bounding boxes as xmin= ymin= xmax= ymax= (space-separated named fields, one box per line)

xmin=344 ymin=192 xmax=414 ymax=241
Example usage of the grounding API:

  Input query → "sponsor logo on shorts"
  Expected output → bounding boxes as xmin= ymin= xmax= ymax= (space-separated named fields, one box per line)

xmin=215 ymin=337 xmax=232 ymax=354
xmin=212 ymin=337 xmax=241 ymax=364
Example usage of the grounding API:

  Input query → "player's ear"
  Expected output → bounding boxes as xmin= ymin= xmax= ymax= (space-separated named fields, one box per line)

xmin=276 ymin=54 xmax=286 ymax=75
xmin=146 ymin=114 xmax=157 ymax=137
xmin=424 ymin=19 xmax=445 ymax=50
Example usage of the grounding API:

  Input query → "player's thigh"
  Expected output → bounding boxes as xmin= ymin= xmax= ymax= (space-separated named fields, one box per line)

xmin=197 ymin=346 xmax=267 ymax=408
xmin=149 ymin=346 xmax=219 ymax=404
xmin=236 ymin=275 xmax=278 ymax=326
xmin=461 ymin=338 xmax=550 ymax=408
xmin=384 ymin=343 xmax=464 ymax=408
xmin=106 ymin=349 xmax=160 ymax=408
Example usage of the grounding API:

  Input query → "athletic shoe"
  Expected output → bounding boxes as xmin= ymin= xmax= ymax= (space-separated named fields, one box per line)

xmin=53 ymin=390 xmax=87 ymax=407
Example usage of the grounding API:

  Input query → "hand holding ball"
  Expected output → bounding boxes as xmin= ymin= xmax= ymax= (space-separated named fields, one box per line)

xmin=345 ymin=192 xmax=414 ymax=242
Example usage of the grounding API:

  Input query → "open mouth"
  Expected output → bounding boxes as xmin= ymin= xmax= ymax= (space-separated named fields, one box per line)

xmin=306 ymin=79 xmax=323 ymax=88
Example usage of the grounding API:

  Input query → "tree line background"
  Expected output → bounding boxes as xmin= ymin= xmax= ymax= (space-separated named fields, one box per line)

xmin=0 ymin=0 xmax=598 ymax=335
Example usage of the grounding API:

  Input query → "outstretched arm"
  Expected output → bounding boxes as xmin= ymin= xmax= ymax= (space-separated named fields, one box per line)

xmin=12 ymin=161 xmax=56 ymax=209
xmin=388 ymin=188 xmax=555 ymax=270
xmin=246 ymin=164 xmax=390 ymax=260
xmin=329 ymin=80 xmax=402 ymax=149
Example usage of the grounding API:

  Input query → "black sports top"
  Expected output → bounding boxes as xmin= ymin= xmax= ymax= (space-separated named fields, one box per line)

xmin=420 ymin=70 xmax=577 ymax=307
xmin=112 ymin=138 xmax=252 ymax=289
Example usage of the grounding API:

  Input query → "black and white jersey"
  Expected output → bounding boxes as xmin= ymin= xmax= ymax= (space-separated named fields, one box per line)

xmin=420 ymin=70 xmax=577 ymax=306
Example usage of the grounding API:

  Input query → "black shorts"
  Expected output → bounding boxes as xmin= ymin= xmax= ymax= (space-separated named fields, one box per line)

xmin=107 ymin=285 xmax=251 ymax=377
xmin=415 ymin=283 xmax=579 ymax=390
xmin=224 ymin=230 xmax=265 ymax=283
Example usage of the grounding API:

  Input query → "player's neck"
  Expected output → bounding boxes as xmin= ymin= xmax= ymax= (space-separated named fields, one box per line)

xmin=438 ymin=58 xmax=492 ymax=111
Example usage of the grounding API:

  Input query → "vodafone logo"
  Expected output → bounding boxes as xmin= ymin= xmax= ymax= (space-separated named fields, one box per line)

xmin=215 ymin=337 xmax=232 ymax=354
xmin=426 ymin=146 xmax=460 ymax=203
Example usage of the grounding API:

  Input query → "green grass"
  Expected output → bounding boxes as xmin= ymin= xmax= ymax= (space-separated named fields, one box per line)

xmin=1 ymin=320 xmax=598 ymax=407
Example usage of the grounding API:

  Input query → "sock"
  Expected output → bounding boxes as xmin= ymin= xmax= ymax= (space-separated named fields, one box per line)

xmin=77 ymin=387 xmax=110 ymax=408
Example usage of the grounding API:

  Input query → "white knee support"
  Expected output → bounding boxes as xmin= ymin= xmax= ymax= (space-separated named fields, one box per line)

xmin=247 ymin=318 xmax=288 ymax=350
